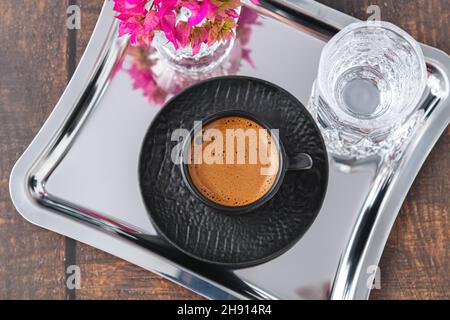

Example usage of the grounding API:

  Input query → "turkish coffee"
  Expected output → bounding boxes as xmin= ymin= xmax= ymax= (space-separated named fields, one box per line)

xmin=187 ymin=116 xmax=280 ymax=207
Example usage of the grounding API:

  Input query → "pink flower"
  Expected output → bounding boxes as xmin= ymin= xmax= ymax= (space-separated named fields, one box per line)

xmin=184 ymin=0 xmax=214 ymax=26
xmin=190 ymin=26 xmax=208 ymax=55
xmin=160 ymin=11 xmax=178 ymax=48
xmin=144 ymin=10 xmax=160 ymax=31
xmin=126 ymin=50 xmax=168 ymax=104
xmin=175 ymin=21 xmax=192 ymax=47
xmin=113 ymin=0 xmax=261 ymax=53
xmin=114 ymin=0 xmax=153 ymax=45
xmin=113 ymin=0 xmax=148 ymax=14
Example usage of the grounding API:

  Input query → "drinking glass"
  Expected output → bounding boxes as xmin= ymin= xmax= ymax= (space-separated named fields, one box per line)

xmin=309 ymin=21 xmax=428 ymax=159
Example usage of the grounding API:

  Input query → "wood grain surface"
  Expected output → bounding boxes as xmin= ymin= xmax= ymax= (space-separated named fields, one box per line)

xmin=0 ymin=0 xmax=448 ymax=300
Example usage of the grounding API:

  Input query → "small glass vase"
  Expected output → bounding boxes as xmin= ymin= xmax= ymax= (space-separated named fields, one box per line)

xmin=153 ymin=7 xmax=239 ymax=74
xmin=154 ymin=34 xmax=235 ymax=74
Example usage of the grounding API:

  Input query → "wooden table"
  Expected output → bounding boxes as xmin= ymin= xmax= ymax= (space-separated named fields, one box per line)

xmin=0 ymin=0 xmax=448 ymax=300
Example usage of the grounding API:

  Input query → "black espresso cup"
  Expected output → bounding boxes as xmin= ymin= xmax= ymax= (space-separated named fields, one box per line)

xmin=180 ymin=110 xmax=313 ymax=213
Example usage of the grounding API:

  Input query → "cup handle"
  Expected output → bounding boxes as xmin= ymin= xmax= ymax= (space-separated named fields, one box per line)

xmin=287 ymin=153 xmax=313 ymax=171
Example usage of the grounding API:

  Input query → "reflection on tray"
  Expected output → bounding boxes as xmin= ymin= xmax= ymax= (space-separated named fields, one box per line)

xmin=112 ymin=7 xmax=260 ymax=106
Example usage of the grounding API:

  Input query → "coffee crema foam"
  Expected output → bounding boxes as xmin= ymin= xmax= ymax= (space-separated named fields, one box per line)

xmin=187 ymin=116 xmax=280 ymax=207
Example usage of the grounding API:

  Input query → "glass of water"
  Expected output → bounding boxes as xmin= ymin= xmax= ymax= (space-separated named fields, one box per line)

xmin=309 ymin=21 xmax=428 ymax=159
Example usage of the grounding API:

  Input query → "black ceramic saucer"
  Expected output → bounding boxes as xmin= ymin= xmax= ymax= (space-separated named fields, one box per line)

xmin=139 ymin=76 xmax=328 ymax=268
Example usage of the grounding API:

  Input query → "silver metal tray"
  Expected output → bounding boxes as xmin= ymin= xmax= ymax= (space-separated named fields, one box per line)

xmin=9 ymin=0 xmax=450 ymax=300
